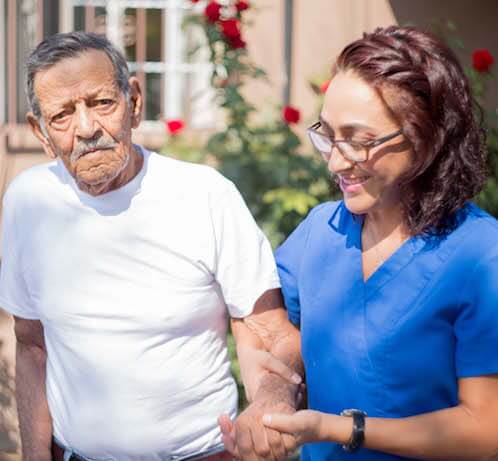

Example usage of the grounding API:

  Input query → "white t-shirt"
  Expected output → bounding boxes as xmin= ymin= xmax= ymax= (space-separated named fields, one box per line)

xmin=0 ymin=147 xmax=281 ymax=461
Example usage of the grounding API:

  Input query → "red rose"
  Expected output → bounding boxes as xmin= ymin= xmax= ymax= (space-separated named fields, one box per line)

xmin=165 ymin=119 xmax=185 ymax=136
xmin=282 ymin=106 xmax=300 ymax=124
xmin=228 ymin=35 xmax=246 ymax=50
xmin=320 ymin=79 xmax=331 ymax=94
xmin=236 ymin=1 xmax=249 ymax=11
xmin=220 ymin=19 xmax=240 ymax=39
xmin=472 ymin=49 xmax=494 ymax=72
xmin=204 ymin=1 xmax=222 ymax=23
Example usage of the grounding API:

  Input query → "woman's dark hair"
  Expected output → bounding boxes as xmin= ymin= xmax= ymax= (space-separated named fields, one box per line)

xmin=333 ymin=25 xmax=488 ymax=236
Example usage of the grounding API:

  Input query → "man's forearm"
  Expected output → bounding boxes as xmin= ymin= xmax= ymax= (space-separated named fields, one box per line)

xmin=238 ymin=289 xmax=304 ymax=408
xmin=253 ymin=330 xmax=303 ymax=408
xmin=16 ymin=342 xmax=52 ymax=461
xmin=244 ymin=316 xmax=303 ymax=409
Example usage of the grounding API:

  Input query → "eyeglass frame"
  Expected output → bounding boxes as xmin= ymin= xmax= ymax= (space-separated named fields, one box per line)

xmin=307 ymin=121 xmax=404 ymax=163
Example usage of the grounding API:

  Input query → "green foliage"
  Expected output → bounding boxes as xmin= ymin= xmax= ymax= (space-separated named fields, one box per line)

xmin=227 ymin=331 xmax=247 ymax=410
xmin=476 ymin=123 xmax=498 ymax=215
xmin=434 ymin=21 xmax=498 ymax=217
xmin=176 ymin=4 xmax=333 ymax=247
xmin=467 ymin=70 xmax=498 ymax=216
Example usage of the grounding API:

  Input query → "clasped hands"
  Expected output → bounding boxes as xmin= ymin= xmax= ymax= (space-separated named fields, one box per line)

xmin=217 ymin=348 xmax=327 ymax=461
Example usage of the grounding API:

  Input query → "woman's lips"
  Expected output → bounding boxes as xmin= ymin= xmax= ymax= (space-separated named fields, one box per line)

xmin=339 ymin=176 xmax=370 ymax=193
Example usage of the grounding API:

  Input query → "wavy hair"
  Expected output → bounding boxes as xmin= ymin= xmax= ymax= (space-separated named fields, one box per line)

xmin=333 ymin=26 xmax=488 ymax=236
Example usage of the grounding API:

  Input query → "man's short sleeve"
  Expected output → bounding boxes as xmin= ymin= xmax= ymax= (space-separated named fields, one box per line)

xmin=211 ymin=181 xmax=280 ymax=318
xmin=0 ymin=190 xmax=38 ymax=319
xmin=455 ymin=252 xmax=498 ymax=377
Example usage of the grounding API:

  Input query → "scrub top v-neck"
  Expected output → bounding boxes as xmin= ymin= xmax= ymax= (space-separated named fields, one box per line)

xmin=275 ymin=201 xmax=498 ymax=461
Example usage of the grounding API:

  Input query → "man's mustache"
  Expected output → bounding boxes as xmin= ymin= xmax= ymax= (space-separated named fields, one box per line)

xmin=70 ymin=138 xmax=118 ymax=163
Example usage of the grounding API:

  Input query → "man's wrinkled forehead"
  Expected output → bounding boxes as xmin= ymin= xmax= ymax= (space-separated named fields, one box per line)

xmin=33 ymin=50 xmax=119 ymax=111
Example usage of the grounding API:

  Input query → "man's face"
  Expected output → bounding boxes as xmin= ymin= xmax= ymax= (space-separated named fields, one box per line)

xmin=29 ymin=49 xmax=142 ymax=194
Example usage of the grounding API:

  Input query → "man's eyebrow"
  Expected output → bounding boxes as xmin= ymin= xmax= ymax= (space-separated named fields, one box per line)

xmin=85 ymin=85 xmax=119 ymax=99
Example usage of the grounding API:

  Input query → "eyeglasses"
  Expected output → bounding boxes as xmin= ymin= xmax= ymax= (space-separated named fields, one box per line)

xmin=307 ymin=121 xmax=403 ymax=163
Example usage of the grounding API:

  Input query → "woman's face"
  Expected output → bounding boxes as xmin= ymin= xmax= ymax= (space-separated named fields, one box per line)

xmin=320 ymin=70 xmax=413 ymax=215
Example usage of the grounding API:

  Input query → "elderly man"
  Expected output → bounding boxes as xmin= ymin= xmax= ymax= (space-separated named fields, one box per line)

xmin=0 ymin=32 xmax=302 ymax=461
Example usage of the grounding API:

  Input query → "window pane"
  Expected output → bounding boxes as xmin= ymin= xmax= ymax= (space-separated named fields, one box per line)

xmin=123 ymin=8 xmax=136 ymax=61
xmin=146 ymin=8 xmax=161 ymax=62
xmin=145 ymin=73 xmax=161 ymax=121
xmin=73 ymin=6 xmax=85 ymax=31
xmin=43 ymin=0 xmax=59 ymax=39
xmin=95 ymin=6 xmax=106 ymax=18
xmin=94 ymin=6 xmax=106 ymax=35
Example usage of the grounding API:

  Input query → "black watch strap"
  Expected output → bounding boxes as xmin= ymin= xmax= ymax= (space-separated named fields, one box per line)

xmin=340 ymin=409 xmax=367 ymax=452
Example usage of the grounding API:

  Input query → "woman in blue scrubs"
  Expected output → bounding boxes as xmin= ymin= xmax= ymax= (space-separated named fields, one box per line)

xmin=262 ymin=26 xmax=498 ymax=460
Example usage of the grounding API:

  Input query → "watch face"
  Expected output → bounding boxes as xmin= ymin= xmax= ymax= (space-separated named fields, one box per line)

xmin=340 ymin=408 xmax=367 ymax=417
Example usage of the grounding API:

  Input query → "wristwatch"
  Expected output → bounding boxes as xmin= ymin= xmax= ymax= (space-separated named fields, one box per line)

xmin=340 ymin=408 xmax=367 ymax=452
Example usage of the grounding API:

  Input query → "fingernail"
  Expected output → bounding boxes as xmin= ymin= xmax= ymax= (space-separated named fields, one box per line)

xmin=262 ymin=414 xmax=271 ymax=424
xmin=292 ymin=374 xmax=302 ymax=384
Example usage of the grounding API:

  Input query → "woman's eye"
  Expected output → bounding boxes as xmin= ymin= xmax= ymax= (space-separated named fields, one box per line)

xmin=351 ymin=137 xmax=372 ymax=144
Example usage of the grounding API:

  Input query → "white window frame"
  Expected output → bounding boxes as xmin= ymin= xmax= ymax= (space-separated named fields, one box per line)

xmin=62 ymin=0 xmax=215 ymax=128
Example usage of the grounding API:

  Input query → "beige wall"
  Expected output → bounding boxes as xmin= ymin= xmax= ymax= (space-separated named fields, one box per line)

xmin=244 ymin=0 xmax=498 ymax=132
xmin=244 ymin=0 xmax=397 ymax=128
xmin=390 ymin=0 xmax=498 ymax=115
xmin=291 ymin=0 xmax=396 ymax=126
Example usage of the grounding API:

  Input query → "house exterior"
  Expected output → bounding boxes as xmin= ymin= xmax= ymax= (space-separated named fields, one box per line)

xmin=0 ymin=0 xmax=496 ymax=214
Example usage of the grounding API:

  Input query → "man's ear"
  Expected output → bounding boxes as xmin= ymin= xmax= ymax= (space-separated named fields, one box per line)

xmin=127 ymin=77 xmax=143 ymax=129
xmin=26 ymin=112 xmax=57 ymax=159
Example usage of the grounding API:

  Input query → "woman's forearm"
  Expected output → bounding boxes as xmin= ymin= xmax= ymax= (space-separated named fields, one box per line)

xmin=322 ymin=405 xmax=498 ymax=461
xmin=16 ymin=341 xmax=52 ymax=461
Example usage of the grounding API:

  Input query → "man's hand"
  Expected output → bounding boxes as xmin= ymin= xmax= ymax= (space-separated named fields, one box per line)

xmin=225 ymin=289 xmax=304 ymax=459
xmin=219 ymin=400 xmax=298 ymax=461
xmin=237 ymin=346 xmax=302 ymax=403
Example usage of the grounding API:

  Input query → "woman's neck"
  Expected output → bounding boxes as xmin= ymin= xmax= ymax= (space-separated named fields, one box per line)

xmin=360 ymin=204 xmax=411 ymax=280
xmin=362 ymin=205 xmax=410 ymax=248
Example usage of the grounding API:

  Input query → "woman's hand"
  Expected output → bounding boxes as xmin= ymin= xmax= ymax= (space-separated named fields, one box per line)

xmin=262 ymin=410 xmax=325 ymax=445
xmin=262 ymin=410 xmax=343 ymax=446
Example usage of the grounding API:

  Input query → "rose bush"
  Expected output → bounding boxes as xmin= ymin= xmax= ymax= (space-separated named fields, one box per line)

xmin=439 ymin=23 xmax=497 ymax=217
xmin=472 ymin=49 xmax=494 ymax=73
xmin=282 ymin=106 xmax=301 ymax=124
xmin=176 ymin=0 xmax=330 ymax=246
xmin=165 ymin=119 xmax=185 ymax=136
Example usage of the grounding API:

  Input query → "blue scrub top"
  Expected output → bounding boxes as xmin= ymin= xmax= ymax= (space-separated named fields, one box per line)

xmin=275 ymin=201 xmax=498 ymax=461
